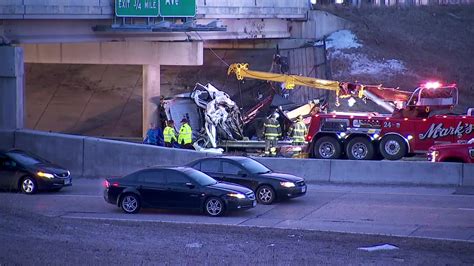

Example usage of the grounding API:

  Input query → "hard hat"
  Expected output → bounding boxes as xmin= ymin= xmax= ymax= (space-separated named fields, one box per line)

xmin=273 ymin=112 xmax=279 ymax=119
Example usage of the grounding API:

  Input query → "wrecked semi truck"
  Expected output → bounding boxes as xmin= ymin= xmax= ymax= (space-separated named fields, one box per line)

xmin=162 ymin=82 xmax=316 ymax=154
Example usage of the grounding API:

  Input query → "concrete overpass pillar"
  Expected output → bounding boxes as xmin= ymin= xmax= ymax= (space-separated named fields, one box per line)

xmin=0 ymin=46 xmax=24 ymax=130
xmin=143 ymin=64 xmax=160 ymax=136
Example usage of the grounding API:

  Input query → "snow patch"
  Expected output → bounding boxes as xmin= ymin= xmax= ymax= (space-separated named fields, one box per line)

xmin=326 ymin=30 xmax=362 ymax=50
xmin=326 ymin=30 xmax=406 ymax=76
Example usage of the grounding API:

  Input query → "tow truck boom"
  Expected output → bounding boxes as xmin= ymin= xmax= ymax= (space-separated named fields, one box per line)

xmin=228 ymin=63 xmax=456 ymax=114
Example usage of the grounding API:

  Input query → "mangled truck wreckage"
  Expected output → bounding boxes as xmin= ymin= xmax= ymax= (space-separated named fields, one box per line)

xmin=164 ymin=83 xmax=245 ymax=151
xmin=163 ymin=82 xmax=319 ymax=153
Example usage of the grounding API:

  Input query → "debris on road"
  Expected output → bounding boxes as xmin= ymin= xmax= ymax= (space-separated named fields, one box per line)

xmin=358 ymin=244 xmax=399 ymax=252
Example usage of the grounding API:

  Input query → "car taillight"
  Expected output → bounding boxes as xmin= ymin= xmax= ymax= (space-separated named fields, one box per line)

xmin=104 ymin=180 xmax=110 ymax=188
xmin=112 ymin=182 xmax=120 ymax=187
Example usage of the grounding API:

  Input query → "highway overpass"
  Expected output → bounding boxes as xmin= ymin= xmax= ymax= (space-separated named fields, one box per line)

xmin=0 ymin=0 xmax=347 ymax=134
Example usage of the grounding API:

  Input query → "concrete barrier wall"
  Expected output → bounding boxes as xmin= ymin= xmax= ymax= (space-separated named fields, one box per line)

xmin=0 ymin=130 xmax=14 ymax=150
xmin=329 ymin=160 xmax=462 ymax=186
xmin=254 ymin=157 xmax=331 ymax=182
xmin=8 ymin=130 xmax=473 ymax=186
xmin=14 ymin=130 xmax=85 ymax=176
xmin=463 ymin=164 xmax=474 ymax=186
xmin=83 ymin=138 xmax=208 ymax=177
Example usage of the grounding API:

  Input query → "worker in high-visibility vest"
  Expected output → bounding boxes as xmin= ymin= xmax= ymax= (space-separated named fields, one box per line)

xmin=178 ymin=118 xmax=193 ymax=149
xmin=289 ymin=115 xmax=307 ymax=146
xmin=263 ymin=112 xmax=281 ymax=157
xmin=163 ymin=120 xmax=177 ymax=148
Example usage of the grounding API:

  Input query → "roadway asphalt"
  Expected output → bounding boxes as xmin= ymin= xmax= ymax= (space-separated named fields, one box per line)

xmin=1 ymin=178 xmax=474 ymax=264
xmin=1 ymin=178 xmax=473 ymax=242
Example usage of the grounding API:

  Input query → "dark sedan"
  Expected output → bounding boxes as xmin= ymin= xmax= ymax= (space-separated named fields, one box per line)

xmin=104 ymin=166 xmax=256 ymax=216
xmin=188 ymin=156 xmax=306 ymax=205
xmin=0 ymin=149 xmax=72 ymax=194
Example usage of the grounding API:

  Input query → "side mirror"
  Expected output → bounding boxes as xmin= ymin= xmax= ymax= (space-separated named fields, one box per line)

xmin=237 ymin=170 xmax=247 ymax=177
xmin=185 ymin=182 xmax=195 ymax=189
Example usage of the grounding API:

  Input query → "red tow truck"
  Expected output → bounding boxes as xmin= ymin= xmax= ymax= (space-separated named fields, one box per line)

xmin=228 ymin=64 xmax=474 ymax=160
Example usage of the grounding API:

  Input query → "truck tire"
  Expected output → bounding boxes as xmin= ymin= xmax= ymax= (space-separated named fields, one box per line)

xmin=379 ymin=135 xmax=407 ymax=160
xmin=346 ymin=137 xmax=374 ymax=160
xmin=313 ymin=136 xmax=342 ymax=159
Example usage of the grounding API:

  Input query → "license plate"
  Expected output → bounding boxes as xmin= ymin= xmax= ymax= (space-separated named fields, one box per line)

xmin=301 ymin=186 xmax=306 ymax=193
xmin=64 ymin=179 xmax=71 ymax=185
xmin=252 ymin=201 xmax=257 ymax=207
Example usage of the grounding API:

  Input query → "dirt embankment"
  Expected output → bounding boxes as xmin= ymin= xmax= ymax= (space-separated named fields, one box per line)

xmin=323 ymin=5 xmax=474 ymax=113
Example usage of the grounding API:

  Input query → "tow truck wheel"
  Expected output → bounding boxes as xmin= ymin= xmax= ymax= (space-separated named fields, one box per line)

xmin=379 ymin=135 xmax=407 ymax=160
xmin=346 ymin=137 xmax=374 ymax=160
xmin=313 ymin=136 xmax=342 ymax=159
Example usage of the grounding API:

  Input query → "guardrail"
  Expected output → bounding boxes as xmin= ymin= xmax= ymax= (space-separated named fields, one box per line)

xmin=1 ymin=129 xmax=473 ymax=186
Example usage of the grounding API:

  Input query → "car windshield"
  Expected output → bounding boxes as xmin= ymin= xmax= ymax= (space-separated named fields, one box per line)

xmin=6 ymin=152 xmax=47 ymax=165
xmin=239 ymin=158 xmax=271 ymax=174
xmin=186 ymin=168 xmax=218 ymax=186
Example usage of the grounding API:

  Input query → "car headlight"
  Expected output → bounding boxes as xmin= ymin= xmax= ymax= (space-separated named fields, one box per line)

xmin=430 ymin=151 xmax=439 ymax=162
xmin=280 ymin=181 xmax=295 ymax=188
xmin=227 ymin=193 xmax=246 ymax=199
xmin=37 ymin=172 xmax=54 ymax=179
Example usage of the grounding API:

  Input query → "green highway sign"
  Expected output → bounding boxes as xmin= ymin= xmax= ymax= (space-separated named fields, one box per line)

xmin=116 ymin=0 xmax=159 ymax=17
xmin=159 ymin=0 xmax=196 ymax=17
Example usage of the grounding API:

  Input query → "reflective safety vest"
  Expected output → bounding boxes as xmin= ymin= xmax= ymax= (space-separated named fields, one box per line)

xmin=163 ymin=126 xmax=177 ymax=143
xmin=178 ymin=123 xmax=193 ymax=145
xmin=290 ymin=121 xmax=307 ymax=143
xmin=263 ymin=118 xmax=281 ymax=140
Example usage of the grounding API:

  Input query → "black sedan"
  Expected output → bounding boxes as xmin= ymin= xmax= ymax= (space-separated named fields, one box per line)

xmin=104 ymin=166 xmax=256 ymax=216
xmin=188 ymin=156 xmax=306 ymax=205
xmin=0 ymin=149 xmax=72 ymax=194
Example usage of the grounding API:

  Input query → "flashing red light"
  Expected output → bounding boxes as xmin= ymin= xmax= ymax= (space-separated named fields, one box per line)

xmin=423 ymin=81 xmax=442 ymax=89
xmin=306 ymin=135 xmax=312 ymax=141
xmin=404 ymin=118 xmax=408 ymax=121
xmin=443 ymin=115 xmax=447 ymax=118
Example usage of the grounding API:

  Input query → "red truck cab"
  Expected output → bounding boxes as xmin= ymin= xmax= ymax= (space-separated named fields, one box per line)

xmin=428 ymin=138 xmax=474 ymax=163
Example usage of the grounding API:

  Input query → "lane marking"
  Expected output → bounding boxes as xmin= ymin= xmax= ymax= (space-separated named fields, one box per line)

xmin=44 ymin=194 xmax=102 ymax=198
xmin=458 ymin=208 xmax=474 ymax=211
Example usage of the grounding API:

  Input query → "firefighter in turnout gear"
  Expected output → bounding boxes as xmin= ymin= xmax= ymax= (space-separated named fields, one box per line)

xmin=263 ymin=112 xmax=281 ymax=157
xmin=289 ymin=115 xmax=307 ymax=146
xmin=178 ymin=118 xmax=193 ymax=149
xmin=163 ymin=120 xmax=177 ymax=148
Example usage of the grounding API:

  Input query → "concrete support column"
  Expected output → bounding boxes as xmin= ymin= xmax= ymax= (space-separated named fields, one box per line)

xmin=0 ymin=46 xmax=24 ymax=130
xmin=142 ymin=64 xmax=160 ymax=137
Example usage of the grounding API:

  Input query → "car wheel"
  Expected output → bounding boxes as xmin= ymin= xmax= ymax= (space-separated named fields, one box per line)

xmin=20 ymin=177 xmax=37 ymax=194
xmin=257 ymin=185 xmax=275 ymax=205
xmin=204 ymin=197 xmax=225 ymax=217
xmin=313 ymin=136 xmax=342 ymax=159
xmin=346 ymin=137 xmax=374 ymax=160
xmin=379 ymin=135 xmax=407 ymax=160
xmin=120 ymin=194 xmax=141 ymax=214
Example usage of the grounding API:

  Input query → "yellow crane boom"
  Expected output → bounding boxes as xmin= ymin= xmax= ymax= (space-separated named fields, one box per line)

xmin=227 ymin=63 xmax=341 ymax=92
